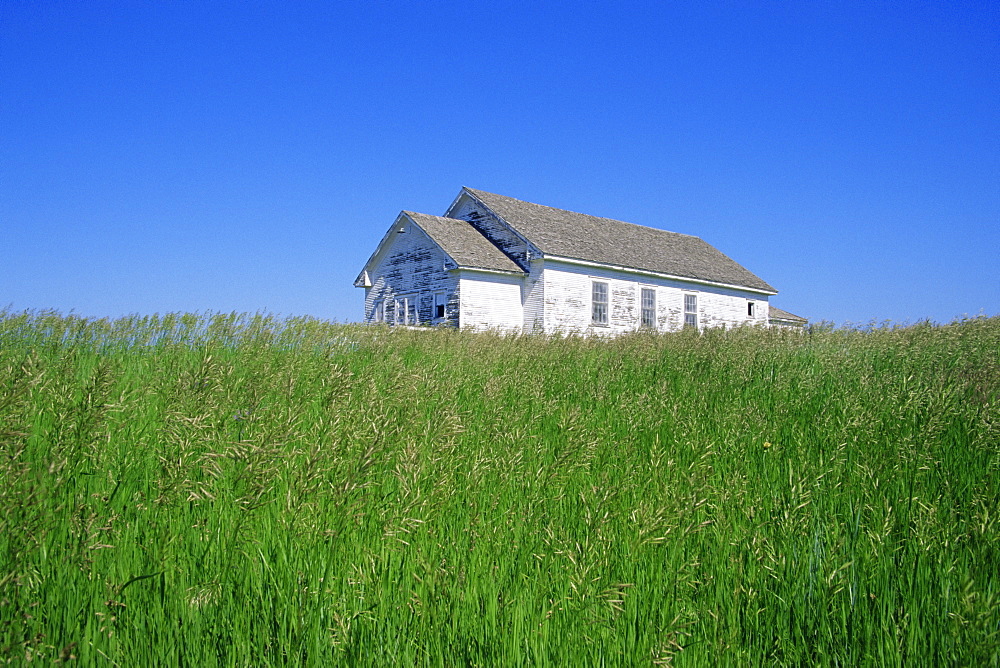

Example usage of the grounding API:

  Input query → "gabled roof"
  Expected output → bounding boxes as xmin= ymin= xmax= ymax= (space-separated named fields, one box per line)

xmin=768 ymin=305 xmax=807 ymax=323
xmin=404 ymin=211 xmax=523 ymax=274
xmin=460 ymin=188 xmax=777 ymax=293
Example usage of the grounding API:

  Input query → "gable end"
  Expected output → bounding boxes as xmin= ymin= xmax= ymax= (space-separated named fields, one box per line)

xmin=445 ymin=189 xmax=540 ymax=271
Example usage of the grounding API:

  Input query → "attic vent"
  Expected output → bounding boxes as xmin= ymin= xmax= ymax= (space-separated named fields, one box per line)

xmin=396 ymin=224 xmax=406 ymax=233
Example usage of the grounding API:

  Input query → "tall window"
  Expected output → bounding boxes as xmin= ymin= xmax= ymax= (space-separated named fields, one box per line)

xmin=684 ymin=294 xmax=698 ymax=329
xmin=641 ymin=288 xmax=656 ymax=329
xmin=372 ymin=300 xmax=383 ymax=323
xmin=407 ymin=297 xmax=417 ymax=325
xmin=748 ymin=301 xmax=756 ymax=317
xmin=392 ymin=296 xmax=417 ymax=325
xmin=434 ymin=293 xmax=446 ymax=320
xmin=393 ymin=297 xmax=405 ymax=326
xmin=592 ymin=282 xmax=609 ymax=325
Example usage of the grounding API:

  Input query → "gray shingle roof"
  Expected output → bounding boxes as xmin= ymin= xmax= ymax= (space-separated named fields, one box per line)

xmin=463 ymin=188 xmax=776 ymax=293
xmin=405 ymin=211 xmax=523 ymax=274
xmin=768 ymin=305 xmax=807 ymax=323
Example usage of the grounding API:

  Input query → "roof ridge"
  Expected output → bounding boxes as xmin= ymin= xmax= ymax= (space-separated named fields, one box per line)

xmin=463 ymin=187 xmax=700 ymax=240
xmin=403 ymin=210 xmax=461 ymax=221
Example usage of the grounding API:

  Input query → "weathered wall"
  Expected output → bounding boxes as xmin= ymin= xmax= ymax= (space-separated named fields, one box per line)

xmin=362 ymin=221 xmax=459 ymax=326
xmin=458 ymin=271 xmax=524 ymax=332
xmin=540 ymin=260 xmax=770 ymax=336
xmin=521 ymin=259 xmax=546 ymax=333
xmin=449 ymin=193 xmax=537 ymax=270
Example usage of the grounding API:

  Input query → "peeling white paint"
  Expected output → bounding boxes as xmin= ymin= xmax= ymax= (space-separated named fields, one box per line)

xmin=358 ymin=195 xmax=780 ymax=336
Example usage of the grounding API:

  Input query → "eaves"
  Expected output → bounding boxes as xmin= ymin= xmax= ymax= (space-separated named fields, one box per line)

xmin=542 ymin=254 xmax=779 ymax=296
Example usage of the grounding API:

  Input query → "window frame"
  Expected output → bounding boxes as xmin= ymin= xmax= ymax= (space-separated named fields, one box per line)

xmin=406 ymin=295 xmax=418 ymax=326
xmin=434 ymin=293 xmax=447 ymax=321
xmin=393 ymin=297 xmax=405 ymax=326
xmin=684 ymin=293 xmax=698 ymax=329
xmin=393 ymin=295 xmax=417 ymax=326
xmin=640 ymin=287 xmax=656 ymax=329
xmin=748 ymin=301 xmax=756 ymax=318
xmin=592 ymin=281 xmax=609 ymax=326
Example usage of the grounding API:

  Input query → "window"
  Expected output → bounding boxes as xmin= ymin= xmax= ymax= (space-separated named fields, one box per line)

xmin=434 ymin=293 xmax=446 ymax=320
xmin=641 ymin=288 xmax=656 ymax=329
xmin=393 ymin=297 xmax=405 ymax=326
xmin=392 ymin=296 xmax=417 ymax=325
xmin=372 ymin=300 xmax=383 ymax=323
xmin=592 ymin=281 xmax=608 ymax=325
xmin=407 ymin=297 xmax=417 ymax=325
xmin=748 ymin=301 xmax=756 ymax=317
xmin=684 ymin=293 xmax=698 ymax=329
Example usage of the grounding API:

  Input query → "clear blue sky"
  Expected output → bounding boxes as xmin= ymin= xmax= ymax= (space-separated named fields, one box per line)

xmin=3 ymin=1 xmax=998 ymax=326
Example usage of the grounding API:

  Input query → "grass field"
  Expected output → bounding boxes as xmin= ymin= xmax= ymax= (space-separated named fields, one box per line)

xmin=1 ymin=310 xmax=998 ymax=665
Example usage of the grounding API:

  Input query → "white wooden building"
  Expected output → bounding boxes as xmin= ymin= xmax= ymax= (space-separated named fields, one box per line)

xmin=354 ymin=187 xmax=806 ymax=334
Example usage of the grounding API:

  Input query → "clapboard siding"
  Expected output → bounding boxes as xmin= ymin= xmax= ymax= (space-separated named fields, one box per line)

xmin=522 ymin=259 xmax=546 ymax=333
xmin=362 ymin=222 xmax=459 ymax=326
xmin=541 ymin=259 xmax=769 ymax=335
xmin=458 ymin=271 xmax=523 ymax=332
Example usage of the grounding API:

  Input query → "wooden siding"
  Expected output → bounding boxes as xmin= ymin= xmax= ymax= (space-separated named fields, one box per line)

xmin=522 ymin=259 xmax=546 ymax=333
xmin=539 ymin=259 xmax=769 ymax=336
xmin=458 ymin=271 xmax=524 ymax=332
xmin=362 ymin=222 xmax=459 ymax=326
xmin=363 ymin=239 xmax=771 ymax=334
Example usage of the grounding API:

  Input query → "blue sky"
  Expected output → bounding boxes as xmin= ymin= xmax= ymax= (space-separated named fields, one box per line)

xmin=3 ymin=1 xmax=997 ymax=326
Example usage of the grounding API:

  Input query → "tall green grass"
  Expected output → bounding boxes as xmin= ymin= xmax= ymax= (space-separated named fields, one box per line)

xmin=1 ymin=310 xmax=998 ymax=665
